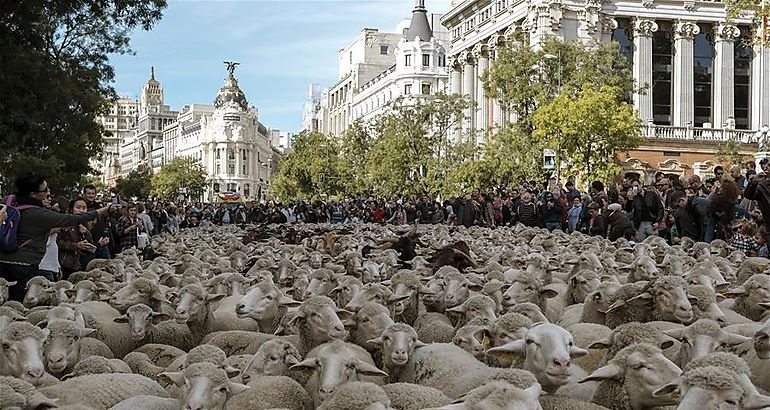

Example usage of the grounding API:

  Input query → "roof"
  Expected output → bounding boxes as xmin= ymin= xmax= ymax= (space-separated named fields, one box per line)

xmin=404 ymin=0 xmax=433 ymax=42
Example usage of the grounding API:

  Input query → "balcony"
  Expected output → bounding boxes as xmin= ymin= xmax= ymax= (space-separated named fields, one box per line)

xmin=641 ymin=123 xmax=755 ymax=143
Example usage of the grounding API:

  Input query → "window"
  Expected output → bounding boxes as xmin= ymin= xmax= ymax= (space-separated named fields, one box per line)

xmin=228 ymin=149 xmax=235 ymax=160
xmin=693 ymin=32 xmax=713 ymax=127
xmin=242 ymin=149 xmax=248 ymax=160
xmin=242 ymin=164 xmax=247 ymax=175
xmin=422 ymin=83 xmax=431 ymax=95
xmin=438 ymin=54 xmax=446 ymax=67
xmin=380 ymin=45 xmax=389 ymax=55
xmin=213 ymin=183 xmax=220 ymax=193
xmin=349 ymin=51 xmax=353 ymax=64
xmin=216 ymin=163 xmax=221 ymax=174
xmin=405 ymin=54 xmax=412 ymax=66
xmin=652 ymin=30 xmax=672 ymax=125
xmin=227 ymin=183 xmax=236 ymax=192
xmin=735 ymin=37 xmax=751 ymax=129
xmin=228 ymin=164 xmax=235 ymax=175
xmin=404 ymin=84 xmax=412 ymax=95
xmin=216 ymin=149 xmax=221 ymax=160
xmin=422 ymin=54 xmax=430 ymax=66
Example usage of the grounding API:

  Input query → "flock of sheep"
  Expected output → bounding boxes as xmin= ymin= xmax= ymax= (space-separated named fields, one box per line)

xmin=2 ymin=222 xmax=770 ymax=409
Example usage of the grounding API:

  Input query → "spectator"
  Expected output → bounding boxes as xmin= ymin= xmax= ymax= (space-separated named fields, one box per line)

xmin=671 ymin=190 xmax=701 ymax=241
xmin=541 ymin=191 xmax=562 ymax=231
xmin=567 ymin=196 xmax=583 ymax=232
xmin=116 ymin=203 xmax=145 ymax=252
xmin=58 ymin=197 xmax=98 ymax=279
xmin=606 ymin=203 xmax=633 ymax=241
xmin=37 ymin=193 xmax=61 ymax=281
xmin=137 ymin=203 xmax=154 ymax=236
xmin=585 ymin=202 xmax=606 ymax=237
xmin=730 ymin=219 xmax=759 ymax=255
xmin=0 ymin=174 xmax=108 ymax=302
xmin=516 ymin=192 xmax=540 ymax=228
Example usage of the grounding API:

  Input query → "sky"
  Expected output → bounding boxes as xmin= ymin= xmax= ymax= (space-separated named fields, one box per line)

xmin=110 ymin=0 xmax=451 ymax=133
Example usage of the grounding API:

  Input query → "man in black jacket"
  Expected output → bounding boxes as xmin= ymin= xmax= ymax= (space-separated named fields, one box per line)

xmin=0 ymin=174 xmax=110 ymax=302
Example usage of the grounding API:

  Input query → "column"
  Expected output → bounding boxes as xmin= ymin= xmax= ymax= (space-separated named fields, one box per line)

xmin=752 ymin=26 xmax=770 ymax=129
xmin=672 ymin=20 xmax=700 ymax=127
xmin=473 ymin=43 xmax=490 ymax=135
xmin=489 ymin=46 xmax=503 ymax=129
xmin=712 ymin=23 xmax=740 ymax=129
xmin=450 ymin=58 xmax=463 ymax=96
xmin=632 ymin=18 xmax=658 ymax=123
xmin=462 ymin=51 xmax=476 ymax=135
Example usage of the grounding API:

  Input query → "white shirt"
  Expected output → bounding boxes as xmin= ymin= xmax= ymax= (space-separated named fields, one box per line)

xmin=138 ymin=212 xmax=153 ymax=234
xmin=39 ymin=232 xmax=60 ymax=272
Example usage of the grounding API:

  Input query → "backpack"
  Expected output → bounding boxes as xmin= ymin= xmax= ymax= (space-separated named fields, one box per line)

xmin=0 ymin=195 xmax=38 ymax=252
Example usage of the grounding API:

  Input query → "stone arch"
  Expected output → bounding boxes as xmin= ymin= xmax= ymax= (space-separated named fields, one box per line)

xmin=622 ymin=157 xmax=654 ymax=183
xmin=658 ymin=159 xmax=690 ymax=176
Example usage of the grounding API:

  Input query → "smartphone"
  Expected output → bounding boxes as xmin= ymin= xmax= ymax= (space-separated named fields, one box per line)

xmin=111 ymin=196 xmax=118 ymax=205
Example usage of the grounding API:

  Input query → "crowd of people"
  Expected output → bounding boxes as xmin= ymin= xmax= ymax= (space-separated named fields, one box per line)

xmin=1 ymin=162 xmax=769 ymax=294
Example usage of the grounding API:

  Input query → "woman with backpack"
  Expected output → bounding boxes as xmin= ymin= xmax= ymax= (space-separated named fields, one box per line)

xmin=0 ymin=174 xmax=110 ymax=302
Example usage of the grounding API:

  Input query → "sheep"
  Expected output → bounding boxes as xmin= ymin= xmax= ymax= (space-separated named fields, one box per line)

xmin=109 ymin=277 xmax=171 ymax=315
xmin=133 ymin=343 xmax=186 ymax=368
xmin=61 ymin=355 xmax=131 ymax=379
xmin=77 ymin=300 xmax=137 ymax=358
xmin=661 ymin=319 xmax=750 ymax=366
xmin=413 ymin=312 xmax=455 ymax=343
xmin=481 ymin=279 xmax=505 ymax=313
xmin=113 ymin=303 xmax=195 ymax=351
xmin=39 ymin=304 xmax=86 ymax=329
xmin=305 ymin=268 xmax=339 ymax=298
xmin=486 ymin=322 xmax=588 ymax=395
xmin=155 ymin=362 xmax=249 ymax=410
xmin=331 ymin=275 xmax=363 ymax=308
xmin=672 ymin=366 xmax=748 ymax=409
xmin=0 ymin=306 xmax=25 ymax=332
xmin=453 ymin=323 xmax=491 ymax=361
xmin=235 ymin=281 xmax=300 ymax=333
xmin=579 ymin=343 xmax=681 ymax=410
xmin=566 ymin=269 xmax=601 ymax=306
xmin=43 ymin=320 xmax=101 ymax=376
xmin=620 ymin=255 xmax=659 ymax=282
xmin=736 ymin=257 xmax=770 ymax=284
xmin=428 ymin=382 xmax=543 ymax=410
xmin=0 ymin=375 xmax=59 ymax=410
xmin=225 ymin=375 xmax=311 ymax=410
xmin=38 ymin=373 xmax=169 ymax=408
xmin=123 ymin=351 xmax=168 ymax=383
xmin=22 ymin=276 xmax=52 ymax=308
xmin=0 ymin=321 xmax=50 ymax=386
xmin=485 ymin=312 xmax=533 ymax=368
xmin=725 ymin=273 xmax=770 ymax=322
xmin=386 ymin=269 xmax=425 ymax=325
xmin=442 ymin=270 xmax=482 ymax=308
xmin=506 ymin=302 xmax=550 ymax=324
xmin=0 ymin=278 xmax=16 ymax=305
xmin=501 ymin=271 xmax=563 ymax=322
xmin=445 ymin=294 xmax=497 ymax=329
xmin=383 ymin=382 xmax=451 ymax=410
xmin=317 ymin=381 xmax=393 ymax=410
xmin=346 ymin=302 xmax=395 ymax=356
xmin=47 ymin=280 xmax=74 ymax=305
xmin=604 ymin=276 xmax=694 ymax=328
xmin=289 ymin=340 xmax=386 ymax=406
xmin=240 ymin=339 xmax=302 ymax=385
xmin=289 ymin=295 xmax=349 ymax=356
xmin=344 ymin=283 xmax=393 ymax=312
xmin=687 ymin=284 xmax=728 ymax=325
xmin=173 ymin=283 xmax=226 ymax=344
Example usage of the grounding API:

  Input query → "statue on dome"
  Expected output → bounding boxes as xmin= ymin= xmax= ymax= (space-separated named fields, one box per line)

xmin=223 ymin=61 xmax=240 ymax=77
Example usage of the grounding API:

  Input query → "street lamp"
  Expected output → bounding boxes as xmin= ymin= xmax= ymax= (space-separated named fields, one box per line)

xmin=543 ymin=52 xmax=563 ymax=184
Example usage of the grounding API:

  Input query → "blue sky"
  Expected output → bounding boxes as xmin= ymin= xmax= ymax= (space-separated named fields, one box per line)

xmin=110 ymin=0 xmax=451 ymax=133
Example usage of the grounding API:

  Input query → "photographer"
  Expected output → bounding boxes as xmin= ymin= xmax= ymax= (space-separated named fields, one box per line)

xmin=744 ymin=158 xmax=770 ymax=244
xmin=116 ymin=203 xmax=146 ymax=252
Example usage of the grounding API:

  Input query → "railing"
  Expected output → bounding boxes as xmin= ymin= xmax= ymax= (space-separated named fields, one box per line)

xmin=358 ymin=64 xmax=397 ymax=92
xmin=642 ymin=123 xmax=755 ymax=143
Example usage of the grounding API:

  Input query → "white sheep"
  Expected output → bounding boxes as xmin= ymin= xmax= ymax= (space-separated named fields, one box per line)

xmin=113 ymin=303 xmax=194 ymax=351
xmin=39 ymin=373 xmax=169 ymax=408
xmin=226 ymin=375 xmax=311 ymax=410
xmin=0 ymin=321 xmax=51 ymax=386
xmin=317 ymin=381 xmax=394 ymax=410
xmin=288 ymin=295 xmax=349 ymax=356
xmin=235 ymin=281 xmax=300 ymax=333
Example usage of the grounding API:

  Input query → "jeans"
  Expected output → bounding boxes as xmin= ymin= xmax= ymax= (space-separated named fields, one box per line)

xmin=545 ymin=222 xmax=562 ymax=231
xmin=637 ymin=221 xmax=658 ymax=241
xmin=0 ymin=262 xmax=40 ymax=302
xmin=37 ymin=269 xmax=58 ymax=282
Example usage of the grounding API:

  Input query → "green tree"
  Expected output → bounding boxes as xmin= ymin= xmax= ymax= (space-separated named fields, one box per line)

xmin=150 ymin=158 xmax=207 ymax=200
xmin=726 ymin=0 xmax=770 ymax=44
xmin=483 ymin=37 xmax=637 ymax=182
xmin=533 ymin=85 xmax=643 ymax=183
xmin=271 ymin=131 xmax=343 ymax=200
xmin=114 ymin=165 xmax=152 ymax=200
xmin=715 ymin=138 xmax=746 ymax=166
xmin=0 ymin=1 xmax=167 ymax=194
xmin=338 ymin=120 xmax=375 ymax=195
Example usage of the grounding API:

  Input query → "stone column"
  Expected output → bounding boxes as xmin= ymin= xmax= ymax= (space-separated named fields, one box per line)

xmin=473 ymin=43 xmax=489 ymax=135
xmin=672 ymin=21 xmax=700 ymax=127
xmin=462 ymin=51 xmax=476 ymax=135
xmin=712 ymin=24 xmax=741 ymax=129
xmin=489 ymin=45 xmax=503 ymax=130
xmin=752 ymin=26 xmax=770 ymax=130
xmin=450 ymin=57 xmax=463 ymax=96
xmin=632 ymin=18 xmax=658 ymax=123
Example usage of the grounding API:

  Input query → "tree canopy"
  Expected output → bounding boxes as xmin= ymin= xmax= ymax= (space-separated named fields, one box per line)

xmin=150 ymin=157 xmax=208 ymax=200
xmin=0 ymin=0 xmax=167 ymax=195
xmin=114 ymin=164 xmax=152 ymax=200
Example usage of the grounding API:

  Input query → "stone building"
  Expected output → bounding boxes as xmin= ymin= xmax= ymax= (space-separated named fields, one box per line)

xmin=95 ymin=97 xmax=138 ymax=187
xmin=440 ymin=0 xmax=770 ymax=179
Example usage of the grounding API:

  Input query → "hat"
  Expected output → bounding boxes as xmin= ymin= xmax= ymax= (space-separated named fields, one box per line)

xmin=607 ymin=203 xmax=622 ymax=212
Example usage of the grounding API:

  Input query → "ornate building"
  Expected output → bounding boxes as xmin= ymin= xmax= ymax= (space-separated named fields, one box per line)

xmin=95 ymin=97 xmax=138 ymax=187
xmin=321 ymin=0 xmax=450 ymax=137
xmin=441 ymin=0 xmax=770 ymax=178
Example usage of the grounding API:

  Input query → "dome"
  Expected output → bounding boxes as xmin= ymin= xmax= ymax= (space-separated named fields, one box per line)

xmin=213 ymin=74 xmax=249 ymax=112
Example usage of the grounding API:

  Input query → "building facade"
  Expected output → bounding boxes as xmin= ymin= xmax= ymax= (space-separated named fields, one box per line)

xmin=95 ymin=97 xmax=139 ymax=187
xmin=300 ymin=83 xmax=323 ymax=134
xmin=320 ymin=1 xmax=451 ymax=137
xmin=440 ymin=0 xmax=770 ymax=178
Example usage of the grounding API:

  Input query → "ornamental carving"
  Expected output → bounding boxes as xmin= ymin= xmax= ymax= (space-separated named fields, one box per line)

xmin=472 ymin=43 xmax=487 ymax=59
xmin=580 ymin=0 xmax=602 ymax=34
xmin=632 ymin=18 xmax=658 ymax=37
xmin=602 ymin=16 xmax=619 ymax=33
xmin=459 ymin=50 xmax=474 ymax=65
xmin=713 ymin=24 xmax=741 ymax=42
xmin=549 ymin=1 xmax=564 ymax=31
xmin=674 ymin=21 xmax=701 ymax=40
xmin=642 ymin=0 xmax=653 ymax=8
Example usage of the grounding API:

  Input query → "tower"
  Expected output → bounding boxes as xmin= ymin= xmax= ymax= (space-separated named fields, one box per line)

xmin=140 ymin=66 xmax=164 ymax=113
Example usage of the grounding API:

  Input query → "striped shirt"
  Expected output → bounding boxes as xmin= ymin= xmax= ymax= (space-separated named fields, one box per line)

xmin=517 ymin=203 xmax=539 ymax=227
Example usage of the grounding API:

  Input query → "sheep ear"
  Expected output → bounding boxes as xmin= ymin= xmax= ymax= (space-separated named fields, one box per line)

xmin=759 ymin=302 xmax=770 ymax=310
xmin=336 ymin=309 xmax=353 ymax=322
xmin=289 ymin=357 xmax=319 ymax=372
xmin=150 ymin=289 xmax=165 ymax=302
xmin=158 ymin=371 xmax=185 ymax=387
xmin=64 ymin=289 xmax=77 ymax=297
xmin=354 ymin=359 xmax=389 ymax=377
xmin=626 ymin=292 xmax=653 ymax=306
xmin=523 ymin=383 xmax=542 ymax=402
xmin=569 ymin=344 xmax=588 ymax=358
xmin=467 ymin=283 xmax=484 ymax=292
xmin=714 ymin=282 xmax=731 ymax=293
xmin=578 ymin=364 xmax=622 ymax=383
xmin=222 ymin=365 xmax=241 ymax=379
xmin=604 ymin=300 xmax=626 ymax=313
xmin=743 ymin=393 xmax=770 ymax=410
xmin=151 ymin=312 xmax=171 ymax=324
xmin=540 ymin=284 xmax=560 ymax=299
xmin=723 ymin=286 xmax=747 ymax=298
xmin=588 ymin=335 xmax=612 ymax=350
xmin=652 ymin=379 xmax=681 ymax=398
xmin=113 ymin=315 xmax=129 ymax=324
xmin=207 ymin=293 xmax=226 ymax=304
xmin=723 ymin=333 xmax=751 ymax=346
xmin=659 ymin=339 xmax=675 ymax=350
xmin=278 ymin=295 xmax=301 ymax=308
xmin=445 ymin=303 xmax=466 ymax=314
xmin=387 ymin=293 xmax=412 ymax=304
xmin=486 ymin=339 xmax=526 ymax=356
xmin=715 ymin=293 xmax=727 ymax=303
xmin=36 ymin=320 xmax=48 ymax=329
xmin=229 ymin=382 xmax=250 ymax=396
xmin=79 ymin=328 xmax=96 ymax=338
xmin=366 ymin=337 xmax=383 ymax=349
xmin=284 ymin=354 xmax=301 ymax=366
xmin=662 ymin=328 xmax=684 ymax=341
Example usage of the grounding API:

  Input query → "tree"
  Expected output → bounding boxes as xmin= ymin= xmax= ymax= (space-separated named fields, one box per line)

xmin=338 ymin=120 xmax=375 ymax=195
xmin=483 ymin=37 xmax=637 ymax=183
xmin=726 ymin=0 xmax=770 ymax=44
xmin=716 ymin=138 xmax=746 ymax=166
xmin=114 ymin=165 xmax=151 ymax=200
xmin=533 ymin=85 xmax=643 ymax=183
xmin=271 ymin=131 xmax=343 ymax=199
xmin=150 ymin=158 xmax=207 ymax=200
xmin=0 ymin=1 xmax=167 ymax=194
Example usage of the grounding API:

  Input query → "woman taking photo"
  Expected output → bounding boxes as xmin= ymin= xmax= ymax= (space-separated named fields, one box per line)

xmin=117 ymin=203 xmax=145 ymax=252
xmin=57 ymin=197 xmax=99 ymax=279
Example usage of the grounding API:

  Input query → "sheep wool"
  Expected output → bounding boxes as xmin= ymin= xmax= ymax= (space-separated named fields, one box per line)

xmin=382 ymin=382 xmax=451 ymax=410
xmin=39 ymin=373 xmax=169 ymax=408
xmin=226 ymin=375 xmax=311 ymax=410
xmin=317 ymin=381 xmax=392 ymax=410
xmin=682 ymin=366 xmax=743 ymax=393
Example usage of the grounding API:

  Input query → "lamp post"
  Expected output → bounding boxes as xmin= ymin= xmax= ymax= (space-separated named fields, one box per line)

xmin=543 ymin=51 xmax=563 ymax=184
